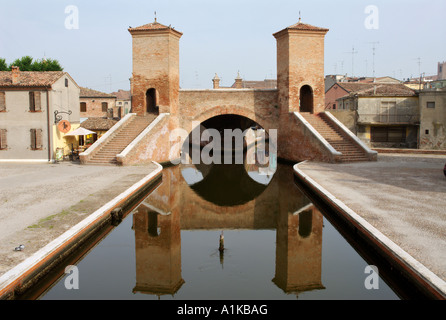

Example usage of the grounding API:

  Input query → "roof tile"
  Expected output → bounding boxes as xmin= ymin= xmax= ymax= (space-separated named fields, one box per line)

xmin=0 ymin=71 xmax=65 ymax=88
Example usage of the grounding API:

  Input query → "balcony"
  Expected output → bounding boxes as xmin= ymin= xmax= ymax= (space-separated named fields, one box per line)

xmin=358 ymin=113 xmax=420 ymax=125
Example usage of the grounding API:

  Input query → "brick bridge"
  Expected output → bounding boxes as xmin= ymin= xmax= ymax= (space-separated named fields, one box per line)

xmin=80 ymin=19 xmax=377 ymax=166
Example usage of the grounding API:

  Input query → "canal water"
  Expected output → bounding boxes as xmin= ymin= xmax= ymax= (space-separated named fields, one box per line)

xmin=33 ymin=154 xmax=402 ymax=300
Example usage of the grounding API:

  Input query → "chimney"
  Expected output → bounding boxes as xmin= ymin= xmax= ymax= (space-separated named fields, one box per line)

xmin=234 ymin=71 xmax=243 ymax=89
xmin=212 ymin=73 xmax=220 ymax=89
xmin=11 ymin=66 xmax=19 ymax=84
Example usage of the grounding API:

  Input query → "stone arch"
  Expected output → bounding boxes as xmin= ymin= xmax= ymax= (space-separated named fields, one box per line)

xmin=146 ymin=88 xmax=159 ymax=115
xmin=191 ymin=105 xmax=270 ymax=133
xmin=299 ymin=85 xmax=314 ymax=113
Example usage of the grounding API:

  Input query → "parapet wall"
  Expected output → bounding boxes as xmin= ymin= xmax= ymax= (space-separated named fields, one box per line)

xmin=178 ymin=89 xmax=279 ymax=131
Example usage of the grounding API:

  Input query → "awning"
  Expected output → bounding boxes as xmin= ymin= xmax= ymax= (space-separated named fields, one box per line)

xmin=64 ymin=127 xmax=96 ymax=136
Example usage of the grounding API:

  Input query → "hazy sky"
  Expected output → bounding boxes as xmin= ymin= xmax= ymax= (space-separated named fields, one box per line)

xmin=1 ymin=0 xmax=445 ymax=93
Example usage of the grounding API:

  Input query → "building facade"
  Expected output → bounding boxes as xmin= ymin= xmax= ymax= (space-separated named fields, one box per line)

xmin=0 ymin=68 xmax=80 ymax=162
xmin=80 ymin=87 xmax=117 ymax=120
xmin=418 ymin=88 xmax=446 ymax=149
xmin=111 ymin=89 xmax=132 ymax=116
xmin=336 ymin=84 xmax=419 ymax=148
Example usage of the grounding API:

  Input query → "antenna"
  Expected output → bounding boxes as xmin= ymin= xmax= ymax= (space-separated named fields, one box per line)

xmin=344 ymin=46 xmax=358 ymax=77
xmin=414 ymin=57 xmax=422 ymax=89
xmin=415 ymin=57 xmax=421 ymax=77
xmin=368 ymin=41 xmax=379 ymax=79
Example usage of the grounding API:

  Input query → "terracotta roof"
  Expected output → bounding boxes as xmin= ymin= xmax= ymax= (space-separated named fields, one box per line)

xmin=128 ymin=21 xmax=182 ymax=35
xmin=0 ymin=71 xmax=65 ymax=88
xmin=80 ymin=117 xmax=118 ymax=131
xmin=111 ymin=89 xmax=131 ymax=100
xmin=128 ymin=21 xmax=170 ymax=31
xmin=336 ymin=83 xmax=376 ymax=93
xmin=80 ymin=87 xmax=116 ymax=98
xmin=338 ymin=83 xmax=417 ymax=97
xmin=286 ymin=21 xmax=329 ymax=32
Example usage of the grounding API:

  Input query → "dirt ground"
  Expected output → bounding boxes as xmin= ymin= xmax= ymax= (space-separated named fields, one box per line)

xmin=297 ymin=153 xmax=446 ymax=282
xmin=0 ymin=161 xmax=158 ymax=277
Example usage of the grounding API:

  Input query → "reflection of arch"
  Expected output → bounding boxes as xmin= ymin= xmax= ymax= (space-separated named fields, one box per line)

xmin=298 ymin=210 xmax=313 ymax=238
xmin=299 ymin=85 xmax=314 ymax=113
xmin=146 ymin=88 xmax=159 ymax=115
xmin=187 ymin=163 xmax=268 ymax=207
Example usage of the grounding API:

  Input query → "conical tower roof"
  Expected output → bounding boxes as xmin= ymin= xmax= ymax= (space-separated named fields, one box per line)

xmin=273 ymin=19 xmax=328 ymax=38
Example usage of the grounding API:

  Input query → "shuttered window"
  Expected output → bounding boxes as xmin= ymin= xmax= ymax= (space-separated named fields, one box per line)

xmin=0 ymin=129 xmax=7 ymax=150
xmin=29 ymin=91 xmax=42 ymax=112
xmin=371 ymin=126 xmax=405 ymax=143
xmin=30 ymin=129 xmax=43 ymax=150
xmin=0 ymin=92 xmax=5 ymax=112
xmin=80 ymin=102 xmax=87 ymax=112
xmin=102 ymin=102 xmax=108 ymax=112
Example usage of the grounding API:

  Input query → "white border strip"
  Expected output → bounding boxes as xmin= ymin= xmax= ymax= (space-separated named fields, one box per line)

xmin=293 ymin=161 xmax=446 ymax=298
xmin=0 ymin=161 xmax=163 ymax=293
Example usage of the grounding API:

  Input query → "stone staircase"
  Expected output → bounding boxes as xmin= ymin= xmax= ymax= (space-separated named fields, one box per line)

xmin=86 ymin=115 xmax=156 ymax=165
xmin=301 ymin=112 xmax=370 ymax=162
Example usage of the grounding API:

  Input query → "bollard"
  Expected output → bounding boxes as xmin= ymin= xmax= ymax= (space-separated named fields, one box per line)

xmin=219 ymin=231 xmax=224 ymax=252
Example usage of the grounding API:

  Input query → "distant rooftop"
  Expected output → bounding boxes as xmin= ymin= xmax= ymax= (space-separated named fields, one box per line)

xmin=111 ymin=89 xmax=131 ymax=100
xmin=80 ymin=117 xmax=118 ymax=131
xmin=80 ymin=87 xmax=116 ymax=98
xmin=337 ymin=83 xmax=417 ymax=97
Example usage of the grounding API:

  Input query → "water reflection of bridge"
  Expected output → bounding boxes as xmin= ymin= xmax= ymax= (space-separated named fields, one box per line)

xmin=132 ymin=164 xmax=325 ymax=297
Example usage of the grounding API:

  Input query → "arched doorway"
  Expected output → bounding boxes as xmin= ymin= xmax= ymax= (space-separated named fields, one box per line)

xmin=146 ymin=88 xmax=159 ymax=115
xmin=299 ymin=85 xmax=314 ymax=113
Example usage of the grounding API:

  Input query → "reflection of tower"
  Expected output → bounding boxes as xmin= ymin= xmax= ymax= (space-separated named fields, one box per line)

xmin=273 ymin=204 xmax=325 ymax=296
xmin=132 ymin=202 xmax=184 ymax=296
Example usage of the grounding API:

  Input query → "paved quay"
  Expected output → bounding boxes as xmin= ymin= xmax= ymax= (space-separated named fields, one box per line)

xmin=296 ymin=153 xmax=446 ymax=284
xmin=0 ymin=161 xmax=160 ymax=278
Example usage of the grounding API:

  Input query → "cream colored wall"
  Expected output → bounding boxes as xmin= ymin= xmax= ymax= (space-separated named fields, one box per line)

xmin=419 ymin=91 xmax=446 ymax=149
xmin=0 ymin=90 xmax=49 ymax=161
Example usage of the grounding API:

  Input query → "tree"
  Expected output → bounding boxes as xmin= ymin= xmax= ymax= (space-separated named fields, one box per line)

xmin=9 ymin=56 xmax=34 ymax=71
xmin=0 ymin=58 xmax=8 ymax=71
xmin=1 ymin=56 xmax=63 ymax=71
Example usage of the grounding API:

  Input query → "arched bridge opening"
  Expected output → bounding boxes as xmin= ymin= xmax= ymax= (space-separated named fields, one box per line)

xmin=178 ymin=114 xmax=277 ymax=206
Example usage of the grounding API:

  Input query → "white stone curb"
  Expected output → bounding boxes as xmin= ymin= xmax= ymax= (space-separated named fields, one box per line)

xmin=0 ymin=161 xmax=163 ymax=298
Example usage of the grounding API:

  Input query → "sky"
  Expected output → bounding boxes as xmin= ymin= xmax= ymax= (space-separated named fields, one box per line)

xmin=0 ymin=0 xmax=445 ymax=93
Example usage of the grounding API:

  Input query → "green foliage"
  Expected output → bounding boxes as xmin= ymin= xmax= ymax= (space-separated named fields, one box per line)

xmin=0 ymin=56 xmax=63 ymax=71
xmin=0 ymin=58 xmax=8 ymax=71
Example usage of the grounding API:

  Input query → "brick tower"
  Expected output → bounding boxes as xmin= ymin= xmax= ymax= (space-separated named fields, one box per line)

xmin=273 ymin=18 xmax=329 ymax=115
xmin=128 ymin=19 xmax=182 ymax=116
